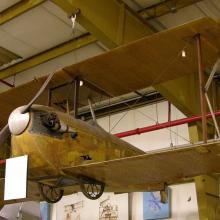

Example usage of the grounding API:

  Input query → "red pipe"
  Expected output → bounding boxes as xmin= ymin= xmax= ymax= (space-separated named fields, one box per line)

xmin=0 ymin=160 xmax=6 ymax=165
xmin=115 ymin=110 xmax=220 ymax=138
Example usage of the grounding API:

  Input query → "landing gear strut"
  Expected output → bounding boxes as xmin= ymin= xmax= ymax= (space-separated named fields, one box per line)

xmin=39 ymin=183 xmax=64 ymax=203
xmin=80 ymin=181 xmax=105 ymax=200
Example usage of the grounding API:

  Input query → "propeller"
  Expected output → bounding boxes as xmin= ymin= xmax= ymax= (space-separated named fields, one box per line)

xmin=22 ymin=72 xmax=55 ymax=114
xmin=0 ymin=124 xmax=10 ymax=146
xmin=0 ymin=72 xmax=55 ymax=145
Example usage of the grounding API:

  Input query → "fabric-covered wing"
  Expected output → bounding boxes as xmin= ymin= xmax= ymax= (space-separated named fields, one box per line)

xmin=61 ymin=17 xmax=220 ymax=96
xmin=62 ymin=140 xmax=220 ymax=192
xmin=0 ymin=17 xmax=220 ymax=125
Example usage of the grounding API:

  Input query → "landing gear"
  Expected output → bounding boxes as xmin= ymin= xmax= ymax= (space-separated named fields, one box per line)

xmin=80 ymin=181 xmax=105 ymax=200
xmin=36 ymin=175 xmax=105 ymax=202
xmin=39 ymin=183 xmax=64 ymax=203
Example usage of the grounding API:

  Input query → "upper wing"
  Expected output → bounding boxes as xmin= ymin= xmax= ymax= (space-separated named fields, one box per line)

xmin=61 ymin=17 xmax=220 ymax=96
xmin=62 ymin=140 xmax=220 ymax=192
xmin=0 ymin=17 xmax=219 ymax=125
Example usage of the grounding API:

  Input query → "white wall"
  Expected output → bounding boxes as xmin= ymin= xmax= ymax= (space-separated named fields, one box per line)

xmin=51 ymin=101 xmax=200 ymax=220
xmin=98 ymin=100 xmax=190 ymax=151
xmin=53 ymin=192 xmax=128 ymax=220
xmin=130 ymin=183 xmax=199 ymax=220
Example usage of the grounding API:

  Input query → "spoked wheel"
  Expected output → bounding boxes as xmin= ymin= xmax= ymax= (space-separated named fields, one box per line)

xmin=39 ymin=183 xmax=64 ymax=203
xmin=80 ymin=182 xmax=105 ymax=200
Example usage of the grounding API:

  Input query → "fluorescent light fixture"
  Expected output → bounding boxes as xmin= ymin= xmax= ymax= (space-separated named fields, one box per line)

xmin=4 ymin=155 xmax=28 ymax=200
xmin=0 ymin=47 xmax=22 ymax=70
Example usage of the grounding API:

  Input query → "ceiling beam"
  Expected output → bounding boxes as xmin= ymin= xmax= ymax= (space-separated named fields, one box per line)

xmin=139 ymin=0 xmax=203 ymax=20
xmin=0 ymin=33 xmax=96 ymax=79
xmin=51 ymin=0 xmax=155 ymax=49
xmin=0 ymin=0 xmax=46 ymax=25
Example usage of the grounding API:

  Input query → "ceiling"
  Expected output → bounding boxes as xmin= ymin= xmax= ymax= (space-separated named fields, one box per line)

xmin=133 ymin=0 xmax=162 ymax=8
xmin=157 ymin=0 xmax=220 ymax=28
xmin=0 ymin=0 xmax=21 ymax=13
xmin=0 ymin=0 xmax=219 ymax=82
xmin=0 ymin=1 xmax=88 ymax=69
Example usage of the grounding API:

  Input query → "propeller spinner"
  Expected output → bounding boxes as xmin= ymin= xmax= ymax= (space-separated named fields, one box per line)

xmin=8 ymin=106 xmax=30 ymax=135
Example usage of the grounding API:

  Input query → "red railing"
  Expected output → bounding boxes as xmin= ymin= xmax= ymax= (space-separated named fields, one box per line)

xmin=115 ymin=110 xmax=220 ymax=138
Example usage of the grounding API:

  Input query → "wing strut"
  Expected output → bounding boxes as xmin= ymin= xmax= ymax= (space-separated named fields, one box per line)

xmin=88 ymin=98 xmax=97 ymax=122
xmin=196 ymin=34 xmax=207 ymax=142
xmin=196 ymin=35 xmax=220 ymax=140
xmin=204 ymin=57 xmax=220 ymax=138
xmin=73 ymin=77 xmax=80 ymax=118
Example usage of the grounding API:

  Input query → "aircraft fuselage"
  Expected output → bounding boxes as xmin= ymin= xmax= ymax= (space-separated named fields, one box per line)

xmin=11 ymin=105 xmax=144 ymax=179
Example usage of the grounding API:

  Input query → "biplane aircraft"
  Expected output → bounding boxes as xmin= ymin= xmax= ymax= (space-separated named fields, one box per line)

xmin=0 ymin=17 xmax=220 ymax=205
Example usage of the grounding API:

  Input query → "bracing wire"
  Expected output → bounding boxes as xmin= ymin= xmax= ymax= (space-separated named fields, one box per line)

xmin=136 ymin=108 xmax=192 ymax=144
xmin=109 ymin=40 xmax=193 ymax=144
xmin=110 ymin=96 xmax=142 ymax=132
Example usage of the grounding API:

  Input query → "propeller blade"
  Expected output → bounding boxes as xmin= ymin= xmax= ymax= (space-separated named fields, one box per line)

xmin=0 ymin=124 xmax=10 ymax=146
xmin=21 ymin=72 xmax=55 ymax=113
xmin=0 ymin=72 xmax=55 ymax=145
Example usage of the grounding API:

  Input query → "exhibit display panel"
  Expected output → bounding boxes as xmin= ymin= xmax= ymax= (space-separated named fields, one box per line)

xmin=55 ymin=192 xmax=128 ymax=220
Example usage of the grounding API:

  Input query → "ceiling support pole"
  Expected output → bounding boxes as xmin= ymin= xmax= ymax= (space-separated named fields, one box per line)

xmin=196 ymin=34 xmax=207 ymax=143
